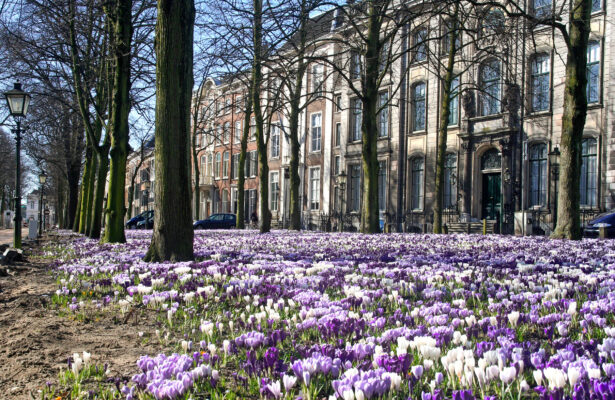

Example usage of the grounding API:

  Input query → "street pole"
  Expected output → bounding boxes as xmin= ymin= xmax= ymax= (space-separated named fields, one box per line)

xmin=13 ymin=119 xmax=21 ymax=248
xmin=38 ymin=184 xmax=43 ymax=237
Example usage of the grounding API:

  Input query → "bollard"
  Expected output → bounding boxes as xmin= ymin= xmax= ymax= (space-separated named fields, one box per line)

xmin=600 ymin=226 xmax=607 ymax=239
xmin=482 ymin=219 xmax=487 ymax=235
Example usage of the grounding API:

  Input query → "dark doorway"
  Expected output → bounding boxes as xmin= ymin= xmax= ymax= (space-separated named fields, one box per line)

xmin=482 ymin=173 xmax=501 ymax=220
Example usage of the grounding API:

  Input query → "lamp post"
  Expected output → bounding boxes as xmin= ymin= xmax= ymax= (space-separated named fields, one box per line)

xmin=42 ymin=194 xmax=47 ymax=230
xmin=548 ymin=147 xmax=561 ymax=230
xmin=4 ymin=82 xmax=31 ymax=249
xmin=336 ymin=171 xmax=346 ymax=232
xmin=38 ymin=171 xmax=47 ymax=237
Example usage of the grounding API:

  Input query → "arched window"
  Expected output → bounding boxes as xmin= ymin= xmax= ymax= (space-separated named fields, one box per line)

xmin=479 ymin=60 xmax=501 ymax=116
xmin=411 ymin=157 xmax=424 ymax=210
xmin=529 ymin=143 xmax=547 ymax=207
xmin=223 ymin=151 xmax=230 ymax=178
xmin=444 ymin=154 xmax=457 ymax=209
xmin=214 ymin=153 xmax=221 ymax=178
xmin=580 ymin=138 xmax=597 ymax=207
xmin=587 ymin=41 xmax=600 ymax=104
xmin=481 ymin=148 xmax=501 ymax=170
xmin=412 ymin=82 xmax=426 ymax=131
xmin=531 ymin=54 xmax=550 ymax=112
xmin=481 ymin=9 xmax=504 ymax=37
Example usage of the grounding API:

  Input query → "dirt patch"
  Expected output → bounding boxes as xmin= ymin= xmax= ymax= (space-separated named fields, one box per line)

xmin=0 ymin=244 xmax=164 ymax=399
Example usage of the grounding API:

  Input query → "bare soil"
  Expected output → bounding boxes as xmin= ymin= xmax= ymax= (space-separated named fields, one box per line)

xmin=0 ymin=242 xmax=163 ymax=399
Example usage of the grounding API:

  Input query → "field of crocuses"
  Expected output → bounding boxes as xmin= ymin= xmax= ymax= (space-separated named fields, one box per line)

xmin=45 ymin=230 xmax=615 ymax=400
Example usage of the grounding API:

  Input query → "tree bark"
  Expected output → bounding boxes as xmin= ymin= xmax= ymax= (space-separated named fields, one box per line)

xmin=551 ymin=0 xmax=591 ymax=240
xmin=103 ymin=0 xmax=133 ymax=243
xmin=89 ymin=143 xmax=110 ymax=239
xmin=145 ymin=0 xmax=195 ymax=261
xmin=236 ymin=96 xmax=252 ymax=229
xmin=78 ymin=145 xmax=94 ymax=234
xmin=85 ymin=150 xmax=98 ymax=233
xmin=72 ymin=180 xmax=82 ymax=232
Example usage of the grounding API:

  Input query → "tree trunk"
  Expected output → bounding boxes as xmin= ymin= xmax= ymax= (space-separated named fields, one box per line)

xmin=236 ymin=96 xmax=252 ymax=229
xmin=433 ymin=14 xmax=458 ymax=234
xmin=551 ymin=0 xmax=591 ymax=240
xmin=89 ymin=144 xmax=110 ymax=239
xmin=72 ymin=181 xmax=82 ymax=232
xmin=145 ymin=0 xmax=195 ymax=261
xmin=103 ymin=0 xmax=133 ymax=243
xmin=78 ymin=146 xmax=94 ymax=234
xmin=359 ymin=1 xmax=383 ymax=234
xmin=85 ymin=151 xmax=98 ymax=233
xmin=57 ymin=179 xmax=65 ymax=229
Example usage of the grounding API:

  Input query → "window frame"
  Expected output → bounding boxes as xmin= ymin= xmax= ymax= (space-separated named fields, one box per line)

xmin=410 ymin=157 xmax=425 ymax=211
xmin=587 ymin=41 xmax=601 ymax=104
xmin=349 ymin=164 xmax=362 ymax=212
xmin=528 ymin=143 xmax=548 ymax=208
xmin=447 ymin=76 xmax=460 ymax=126
xmin=234 ymin=121 xmax=242 ymax=143
xmin=214 ymin=152 xmax=221 ymax=179
xmin=412 ymin=82 xmax=426 ymax=132
xmin=271 ymin=124 xmax=280 ymax=158
xmin=378 ymin=92 xmax=389 ymax=138
xmin=478 ymin=59 xmax=501 ymax=117
xmin=580 ymin=137 xmax=598 ymax=207
xmin=351 ymin=99 xmax=362 ymax=142
xmin=309 ymin=166 xmax=321 ymax=211
xmin=378 ymin=160 xmax=387 ymax=212
xmin=270 ymin=171 xmax=280 ymax=212
xmin=222 ymin=151 xmax=230 ymax=178
xmin=413 ymin=28 xmax=428 ymax=63
xmin=310 ymin=112 xmax=322 ymax=152
xmin=335 ymin=122 xmax=341 ymax=147
xmin=530 ymin=53 xmax=551 ymax=113
xmin=311 ymin=64 xmax=324 ymax=97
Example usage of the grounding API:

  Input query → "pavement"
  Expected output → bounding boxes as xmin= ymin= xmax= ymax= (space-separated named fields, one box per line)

xmin=0 ymin=227 xmax=24 ymax=246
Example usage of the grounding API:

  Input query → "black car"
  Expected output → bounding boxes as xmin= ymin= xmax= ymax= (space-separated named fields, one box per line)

xmin=583 ymin=212 xmax=615 ymax=238
xmin=193 ymin=213 xmax=236 ymax=230
xmin=126 ymin=210 xmax=153 ymax=229
xmin=136 ymin=211 xmax=154 ymax=229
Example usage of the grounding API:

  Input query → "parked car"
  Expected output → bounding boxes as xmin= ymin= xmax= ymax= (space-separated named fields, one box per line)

xmin=136 ymin=211 xmax=154 ymax=229
xmin=583 ymin=211 xmax=615 ymax=238
xmin=193 ymin=213 xmax=236 ymax=230
xmin=126 ymin=210 xmax=153 ymax=229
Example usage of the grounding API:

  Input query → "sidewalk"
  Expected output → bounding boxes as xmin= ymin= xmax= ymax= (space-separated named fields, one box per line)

xmin=0 ymin=227 xmax=24 ymax=246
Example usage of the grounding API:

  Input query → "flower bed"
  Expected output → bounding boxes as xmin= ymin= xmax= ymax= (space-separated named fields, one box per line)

xmin=48 ymin=230 xmax=615 ymax=399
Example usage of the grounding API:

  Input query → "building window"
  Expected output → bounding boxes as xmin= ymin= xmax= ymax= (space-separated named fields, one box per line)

xmin=310 ymin=113 xmax=322 ymax=152
xmin=216 ymin=125 xmax=223 ymax=146
xmin=350 ymin=51 xmax=361 ymax=79
xmin=312 ymin=64 xmax=324 ymax=96
xmin=349 ymin=164 xmax=361 ymax=212
xmin=592 ymin=0 xmax=601 ymax=12
xmin=222 ymin=189 xmax=229 ymax=212
xmin=351 ymin=99 xmax=362 ymax=141
xmin=412 ymin=82 xmax=426 ymax=131
xmin=223 ymin=151 xmax=229 ymax=178
xmin=378 ymin=92 xmax=389 ymax=137
xmin=444 ymin=153 xmax=457 ymax=208
xmin=232 ymin=188 xmax=238 ymax=213
xmin=448 ymin=77 xmax=460 ymax=126
xmin=207 ymin=154 xmax=213 ymax=177
xmin=411 ymin=157 xmax=424 ymax=210
xmin=335 ymin=122 xmax=341 ymax=147
xmin=235 ymin=96 xmax=242 ymax=114
xmin=232 ymin=154 xmax=239 ymax=179
xmin=334 ymin=155 xmax=341 ymax=176
xmin=271 ymin=124 xmax=280 ymax=158
xmin=250 ymin=150 xmax=258 ymax=177
xmin=529 ymin=143 xmax=547 ymax=207
xmin=215 ymin=152 xmax=221 ymax=179
xmin=223 ymin=122 xmax=230 ymax=144
xmin=378 ymin=160 xmax=386 ymax=212
xmin=587 ymin=41 xmax=600 ymax=104
xmin=270 ymin=171 xmax=279 ymax=212
xmin=442 ymin=20 xmax=460 ymax=55
xmin=413 ymin=28 xmax=427 ymax=62
xmin=225 ymin=98 xmax=231 ymax=114
xmin=309 ymin=167 xmax=320 ymax=210
xmin=479 ymin=60 xmax=501 ymax=116
xmin=481 ymin=149 xmax=501 ymax=170
xmin=335 ymin=95 xmax=342 ymax=112
xmin=580 ymin=138 xmax=598 ymax=207
xmin=532 ymin=0 xmax=551 ymax=17
xmin=234 ymin=121 xmax=242 ymax=143
xmin=482 ymin=9 xmax=504 ymax=37
xmin=250 ymin=117 xmax=256 ymax=141
xmin=531 ymin=54 xmax=550 ymax=112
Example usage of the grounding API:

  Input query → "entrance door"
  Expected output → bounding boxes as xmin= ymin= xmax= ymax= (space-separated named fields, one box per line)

xmin=482 ymin=173 xmax=501 ymax=220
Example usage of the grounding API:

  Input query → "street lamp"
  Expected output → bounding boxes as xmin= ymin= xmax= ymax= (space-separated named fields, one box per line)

xmin=548 ymin=147 xmax=561 ymax=229
xmin=38 ymin=171 xmax=47 ymax=237
xmin=336 ymin=171 xmax=347 ymax=232
xmin=4 ymin=82 xmax=31 ymax=249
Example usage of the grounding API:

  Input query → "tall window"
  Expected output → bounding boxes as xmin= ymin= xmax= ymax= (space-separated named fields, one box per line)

xmin=225 ymin=98 xmax=231 ymax=114
xmin=200 ymin=155 xmax=206 ymax=181
xmin=335 ymin=95 xmax=342 ymax=112
xmin=250 ymin=117 xmax=256 ymax=141
xmin=311 ymin=113 xmax=322 ymax=152
xmin=479 ymin=60 xmax=501 ymax=116
xmin=270 ymin=171 xmax=279 ymax=211
xmin=378 ymin=92 xmax=389 ymax=137
xmin=529 ymin=143 xmax=547 ymax=207
xmin=448 ymin=77 xmax=460 ymax=126
xmin=232 ymin=188 xmax=238 ymax=213
xmin=234 ymin=121 xmax=241 ymax=142
xmin=223 ymin=151 xmax=229 ymax=178
xmin=411 ymin=157 xmax=424 ymax=210
xmin=531 ymin=54 xmax=550 ymax=112
xmin=351 ymin=99 xmax=362 ymax=141
xmin=216 ymin=125 xmax=223 ymax=145
xmin=350 ymin=164 xmax=361 ymax=212
xmin=335 ymin=122 xmax=341 ymax=147
xmin=309 ymin=167 xmax=320 ymax=210
xmin=235 ymin=96 xmax=242 ymax=114
xmin=207 ymin=154 xmax=213 ymax=177
xmin=532 ymin=0 xmax=551 ymax=17
xmin=414 ymin=28 xmax=427 ymax=62
xmin=587 ymin=42 xmax=600 ymax=104
xmin=442 ymin=20 xmax=461 ymax=55
xmin=312 ymin=64 xmax=324 ymax=96
xmin=223 ymin=122 xmax=230 ymax=143
xmin=271 ymin=125 xmax=280 ymax=158
xmin=250 ymin=151 xmax=258 ymax=177
xmin=334 ymin=155 xmax=341 ymax=176
xmin=580 ymin=138 xmax=598 ymax=207
xmin=592 ymin=0 xmax=601 ymax=12
xmin=215 ymin=153 xmax=221 ymax=178
xmin=222 ymin=189 xmax=229 ymax=212
xmin=351 ymin=51 xmax=361 ymax=79
xmin=412 ymin=82 xmax=426 ymax=131
xmin=378 ymin=160 xmax=386 ymax=212
xmin=232 ymin=154 xmax=239 ymax=179
xmin=444 ymin=154 xmax=457 ymax=208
